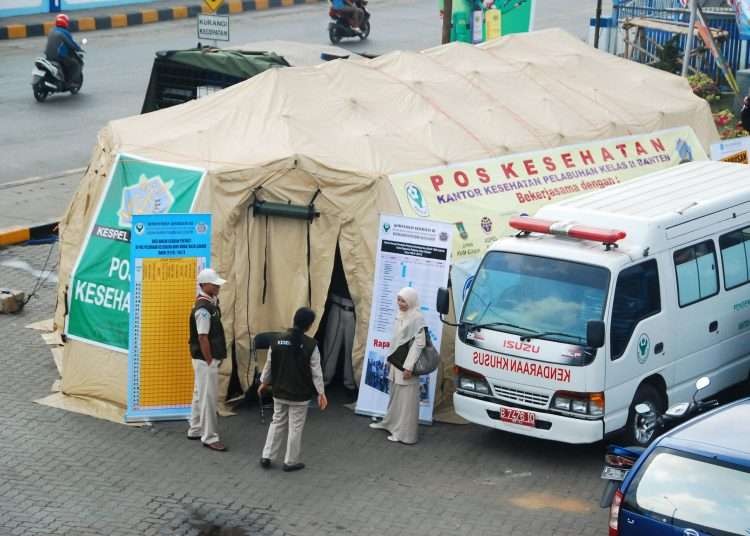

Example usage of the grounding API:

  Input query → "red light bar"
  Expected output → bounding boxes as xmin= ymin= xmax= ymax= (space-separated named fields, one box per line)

xmin=508 ymin=216 xmax=556 ymax=234
xmin=509 ymin=216 xmax=627 ymax=244
xmin=567 ymin=225 xmax=626 ymax=243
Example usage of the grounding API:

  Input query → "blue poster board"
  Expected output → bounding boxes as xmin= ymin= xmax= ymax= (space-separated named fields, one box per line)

xmin=126 ymin=213 xmax=212 ymax=423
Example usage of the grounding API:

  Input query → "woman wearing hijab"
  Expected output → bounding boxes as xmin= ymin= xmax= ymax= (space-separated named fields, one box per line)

xmin=370 ymin=287 xmax=426 ymax=444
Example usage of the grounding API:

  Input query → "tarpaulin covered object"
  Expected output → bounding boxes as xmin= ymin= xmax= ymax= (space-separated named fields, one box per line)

xmin=53 ymin=30 xmax=719 ymax=416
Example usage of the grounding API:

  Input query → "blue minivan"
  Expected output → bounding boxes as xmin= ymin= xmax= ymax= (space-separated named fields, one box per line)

xmin=608 ymin=397 xmax=750 ymax=536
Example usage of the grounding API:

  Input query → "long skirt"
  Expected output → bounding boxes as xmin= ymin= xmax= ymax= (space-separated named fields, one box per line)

xmin=380 ymin=381 xmax=420 ymax=444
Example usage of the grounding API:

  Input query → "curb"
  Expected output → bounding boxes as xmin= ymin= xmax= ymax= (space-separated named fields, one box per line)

xmin=0 ymin=221 xmax=59 ymax=247
xmin=0 ymin=0 xmax=321 ymax=40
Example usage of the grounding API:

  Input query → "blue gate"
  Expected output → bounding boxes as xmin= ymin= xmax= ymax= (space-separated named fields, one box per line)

xmin=612 ymin=0 xmax=748 ymax=85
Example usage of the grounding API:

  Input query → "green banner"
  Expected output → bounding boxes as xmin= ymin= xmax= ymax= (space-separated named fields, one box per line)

xmin=66 ymin=154 xmax=206 ymax=352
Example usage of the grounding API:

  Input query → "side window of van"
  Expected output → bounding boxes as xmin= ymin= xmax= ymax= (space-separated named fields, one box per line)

xmin=610 ymin=260 xmax=660 ymax=360
xmin=674 ymin=241 xmax=719 ymax=307
xmin=719 ymin=226 xmax=750 ymax=289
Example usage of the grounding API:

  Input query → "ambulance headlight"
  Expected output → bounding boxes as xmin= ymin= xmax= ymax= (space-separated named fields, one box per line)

xmin=455 ymin=367 xmax=491 ymax=395
xmin=551 ymin=391 xmax=605 ymax=417
xmin=571 ymin=399 xmax=588 ymax=414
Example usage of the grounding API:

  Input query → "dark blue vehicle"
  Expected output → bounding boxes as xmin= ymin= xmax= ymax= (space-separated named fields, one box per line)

xmin=608 ymin=397 xmax=750 ymax=536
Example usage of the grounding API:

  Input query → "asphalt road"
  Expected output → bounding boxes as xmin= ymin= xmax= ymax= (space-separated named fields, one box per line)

xmin=0 ymin=0 xmax=604 ymax=184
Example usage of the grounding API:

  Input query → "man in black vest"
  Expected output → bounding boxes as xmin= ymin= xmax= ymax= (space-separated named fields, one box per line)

xmin=187 ymin=268 xmax=227 ymax=452
xmin=258 ymin=307 xmax=328 ymax=472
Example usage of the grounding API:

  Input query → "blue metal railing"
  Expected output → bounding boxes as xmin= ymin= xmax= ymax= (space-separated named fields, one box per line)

xmin=612 ymin=0 xmax=747 ymax=85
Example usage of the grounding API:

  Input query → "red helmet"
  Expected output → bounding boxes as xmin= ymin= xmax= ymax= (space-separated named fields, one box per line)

xmin=55 ymin=13 xmax=70 ymax=28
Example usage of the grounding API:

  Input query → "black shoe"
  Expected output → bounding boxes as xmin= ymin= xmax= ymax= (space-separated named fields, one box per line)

xmin=260 ymin=458 xmax=271 ymax=469
xmin=282 ymin=462 xmax=305 ymax=472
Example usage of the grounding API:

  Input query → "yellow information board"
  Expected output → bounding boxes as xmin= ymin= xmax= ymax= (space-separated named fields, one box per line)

xmin=139 ymin=257 xmax=197 ymax=407
xmin=126 ymin=212 xmax=211 ymax=423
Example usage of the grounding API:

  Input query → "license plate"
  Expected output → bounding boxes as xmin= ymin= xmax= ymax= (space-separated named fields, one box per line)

xmin=600 ymin=466 xmax=628 ymax=481
xmin=499 ymin=406 xmax=536 ymax=427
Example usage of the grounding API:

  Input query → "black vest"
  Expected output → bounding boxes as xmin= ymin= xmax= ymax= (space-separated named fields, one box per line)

xmin=270 ymin=330 xmax=317 ymax=402
xmin=189 ymin=297 xmax=227 ymax=361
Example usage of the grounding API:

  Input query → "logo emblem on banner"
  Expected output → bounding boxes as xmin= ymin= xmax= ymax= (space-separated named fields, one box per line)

xmin=480 ymin=216 xmax=493 ymax=234
xmin=118 ymin=175 xmax=175 ymax=228
xmin=405 ymin=183 xmax=429 ymax=217
xmin=383 ymin=223 xmax=391 ymax=233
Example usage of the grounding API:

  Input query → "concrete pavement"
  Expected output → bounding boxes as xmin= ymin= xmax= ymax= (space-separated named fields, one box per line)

xmin=0 ymin=0 xmax=322 ymax=40
xmin=0 ymin=170 xmax=82 ymax=245
xmin=0 ymin=241 xmax=609 ymax=536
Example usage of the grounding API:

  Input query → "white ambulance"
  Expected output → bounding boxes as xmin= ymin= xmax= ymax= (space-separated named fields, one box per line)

xmin=437 ymin=161 xmax=750 ymax=446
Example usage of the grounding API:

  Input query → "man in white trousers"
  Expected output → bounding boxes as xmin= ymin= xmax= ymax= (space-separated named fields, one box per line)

xmin=187 ymin=268 xmax=227 ymax=452
xmin=258 ymin=307 xmax=328 ymax=472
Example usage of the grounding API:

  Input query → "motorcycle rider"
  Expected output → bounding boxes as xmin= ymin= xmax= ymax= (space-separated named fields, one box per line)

xmin=44 ymin=14 xmax=82 ymax=86
xmin=331 ymin=0 xmax=363 ymax=31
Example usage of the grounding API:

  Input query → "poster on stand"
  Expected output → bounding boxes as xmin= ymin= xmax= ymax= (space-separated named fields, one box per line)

xmin=126 ymin=213 xmax=211 ymax=423
xmin=355 ymin=215 xmax=453 ymax=424
xmin=710 ymin=136 xmax=750 ymax=164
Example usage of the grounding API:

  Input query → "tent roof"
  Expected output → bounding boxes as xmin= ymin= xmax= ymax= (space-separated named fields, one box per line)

xmin=231 ymin=40 xmax=356 ymax=67
xmin=111 ymin=28 xmax=718 ymax=176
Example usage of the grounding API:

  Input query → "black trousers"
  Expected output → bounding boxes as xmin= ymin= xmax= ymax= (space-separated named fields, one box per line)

xmin=60 ymin=56 xmax=81 ymax=86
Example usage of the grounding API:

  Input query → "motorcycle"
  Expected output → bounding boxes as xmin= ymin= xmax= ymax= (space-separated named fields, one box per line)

xmin=598 ymin=376 xmax=718 ymax=508
xmin=328 ymin=0 xmax=370 ymax=44
xmin=31 ymin=37 xmax=87 ymax=102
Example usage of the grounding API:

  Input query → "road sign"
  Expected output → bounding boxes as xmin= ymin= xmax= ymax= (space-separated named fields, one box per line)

xmin=203 ymin=0 xmax=224 ymax=12
xmin=198 ymin=14 xmax=230 ymax=41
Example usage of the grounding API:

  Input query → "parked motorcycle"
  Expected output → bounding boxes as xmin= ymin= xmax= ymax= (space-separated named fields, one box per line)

xmin=31 ymin=37 xmax=87 ymax=102
xmin=598 ymin=376 xmax=718 ymax=508
xmin=328 ymin=0 xmax=370 ymax=44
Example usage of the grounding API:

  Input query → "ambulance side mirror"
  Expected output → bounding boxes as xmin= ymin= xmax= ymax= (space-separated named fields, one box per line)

xmin=586 ymin=320 xmax=605 ymax=348
xmin=436 ymin=287 xmax=450 ymax=315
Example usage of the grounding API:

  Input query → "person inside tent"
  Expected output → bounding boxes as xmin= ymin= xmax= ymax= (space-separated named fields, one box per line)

xmin=321 ymin=246 xmax=357 ymax=400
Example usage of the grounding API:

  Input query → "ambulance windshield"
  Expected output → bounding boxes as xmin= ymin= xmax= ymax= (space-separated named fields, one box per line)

xmin=461 ymin=252 xmax=610 ymax=345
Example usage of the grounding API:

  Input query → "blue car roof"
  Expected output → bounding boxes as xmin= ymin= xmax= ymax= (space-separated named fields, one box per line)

xmin=656 ymin=397 xmax=750 ymax=467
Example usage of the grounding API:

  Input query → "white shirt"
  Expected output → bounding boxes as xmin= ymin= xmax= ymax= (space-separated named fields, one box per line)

xmin=194 ymin=289 xmax=217 ymax=335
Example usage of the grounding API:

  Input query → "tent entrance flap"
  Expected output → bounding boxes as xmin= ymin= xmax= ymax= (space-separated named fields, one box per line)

xmin=252 ymin=190 xmax=321 ymax=305
xmin=316 ymin=243 xmax=356 ymax=390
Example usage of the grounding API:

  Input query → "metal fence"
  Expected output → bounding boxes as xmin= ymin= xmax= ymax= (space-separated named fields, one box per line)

xmin=612 ymin=0 xmax=748 ymax=85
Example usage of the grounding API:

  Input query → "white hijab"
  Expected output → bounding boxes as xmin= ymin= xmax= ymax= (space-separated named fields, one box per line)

xmin=390 ymin=287 xmax=427 ymax=349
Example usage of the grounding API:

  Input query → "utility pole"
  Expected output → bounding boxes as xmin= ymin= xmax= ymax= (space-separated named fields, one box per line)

xmin=681 ymin=0 xmax=697 ymax=77
xmin=593 ymin=0 xmax=603 ymax=49
xmin=442 ymin=0 xmax=453 ymax=44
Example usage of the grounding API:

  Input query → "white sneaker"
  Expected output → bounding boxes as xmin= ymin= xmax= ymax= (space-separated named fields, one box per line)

xmin=369 ymin=422 xmax=385 ymax=430
xmin=387 ymin=435 xmax=400 ymax=443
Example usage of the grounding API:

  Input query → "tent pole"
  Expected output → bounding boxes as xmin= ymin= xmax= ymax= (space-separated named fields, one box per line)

xmin=594 ymin=0 xmax=603 ymax=49
xmin=681 ymin=0 xmax=697 ymax=77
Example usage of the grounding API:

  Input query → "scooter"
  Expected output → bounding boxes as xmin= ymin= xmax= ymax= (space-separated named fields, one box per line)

xmin=328 ymin=0 xmax=370 ymax=44
xmin=31 ymin=37 xmax=87 ymax=102
xmin=598 ymin=376 xmax=718 ymax=508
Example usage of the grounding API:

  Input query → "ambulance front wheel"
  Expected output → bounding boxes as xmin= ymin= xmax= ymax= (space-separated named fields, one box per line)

xmin=623 ymin=383 xmax=664 ymax=447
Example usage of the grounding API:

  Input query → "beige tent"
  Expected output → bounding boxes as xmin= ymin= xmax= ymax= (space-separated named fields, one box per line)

xmin=52 ymin=28 xmax=719 ymax=414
